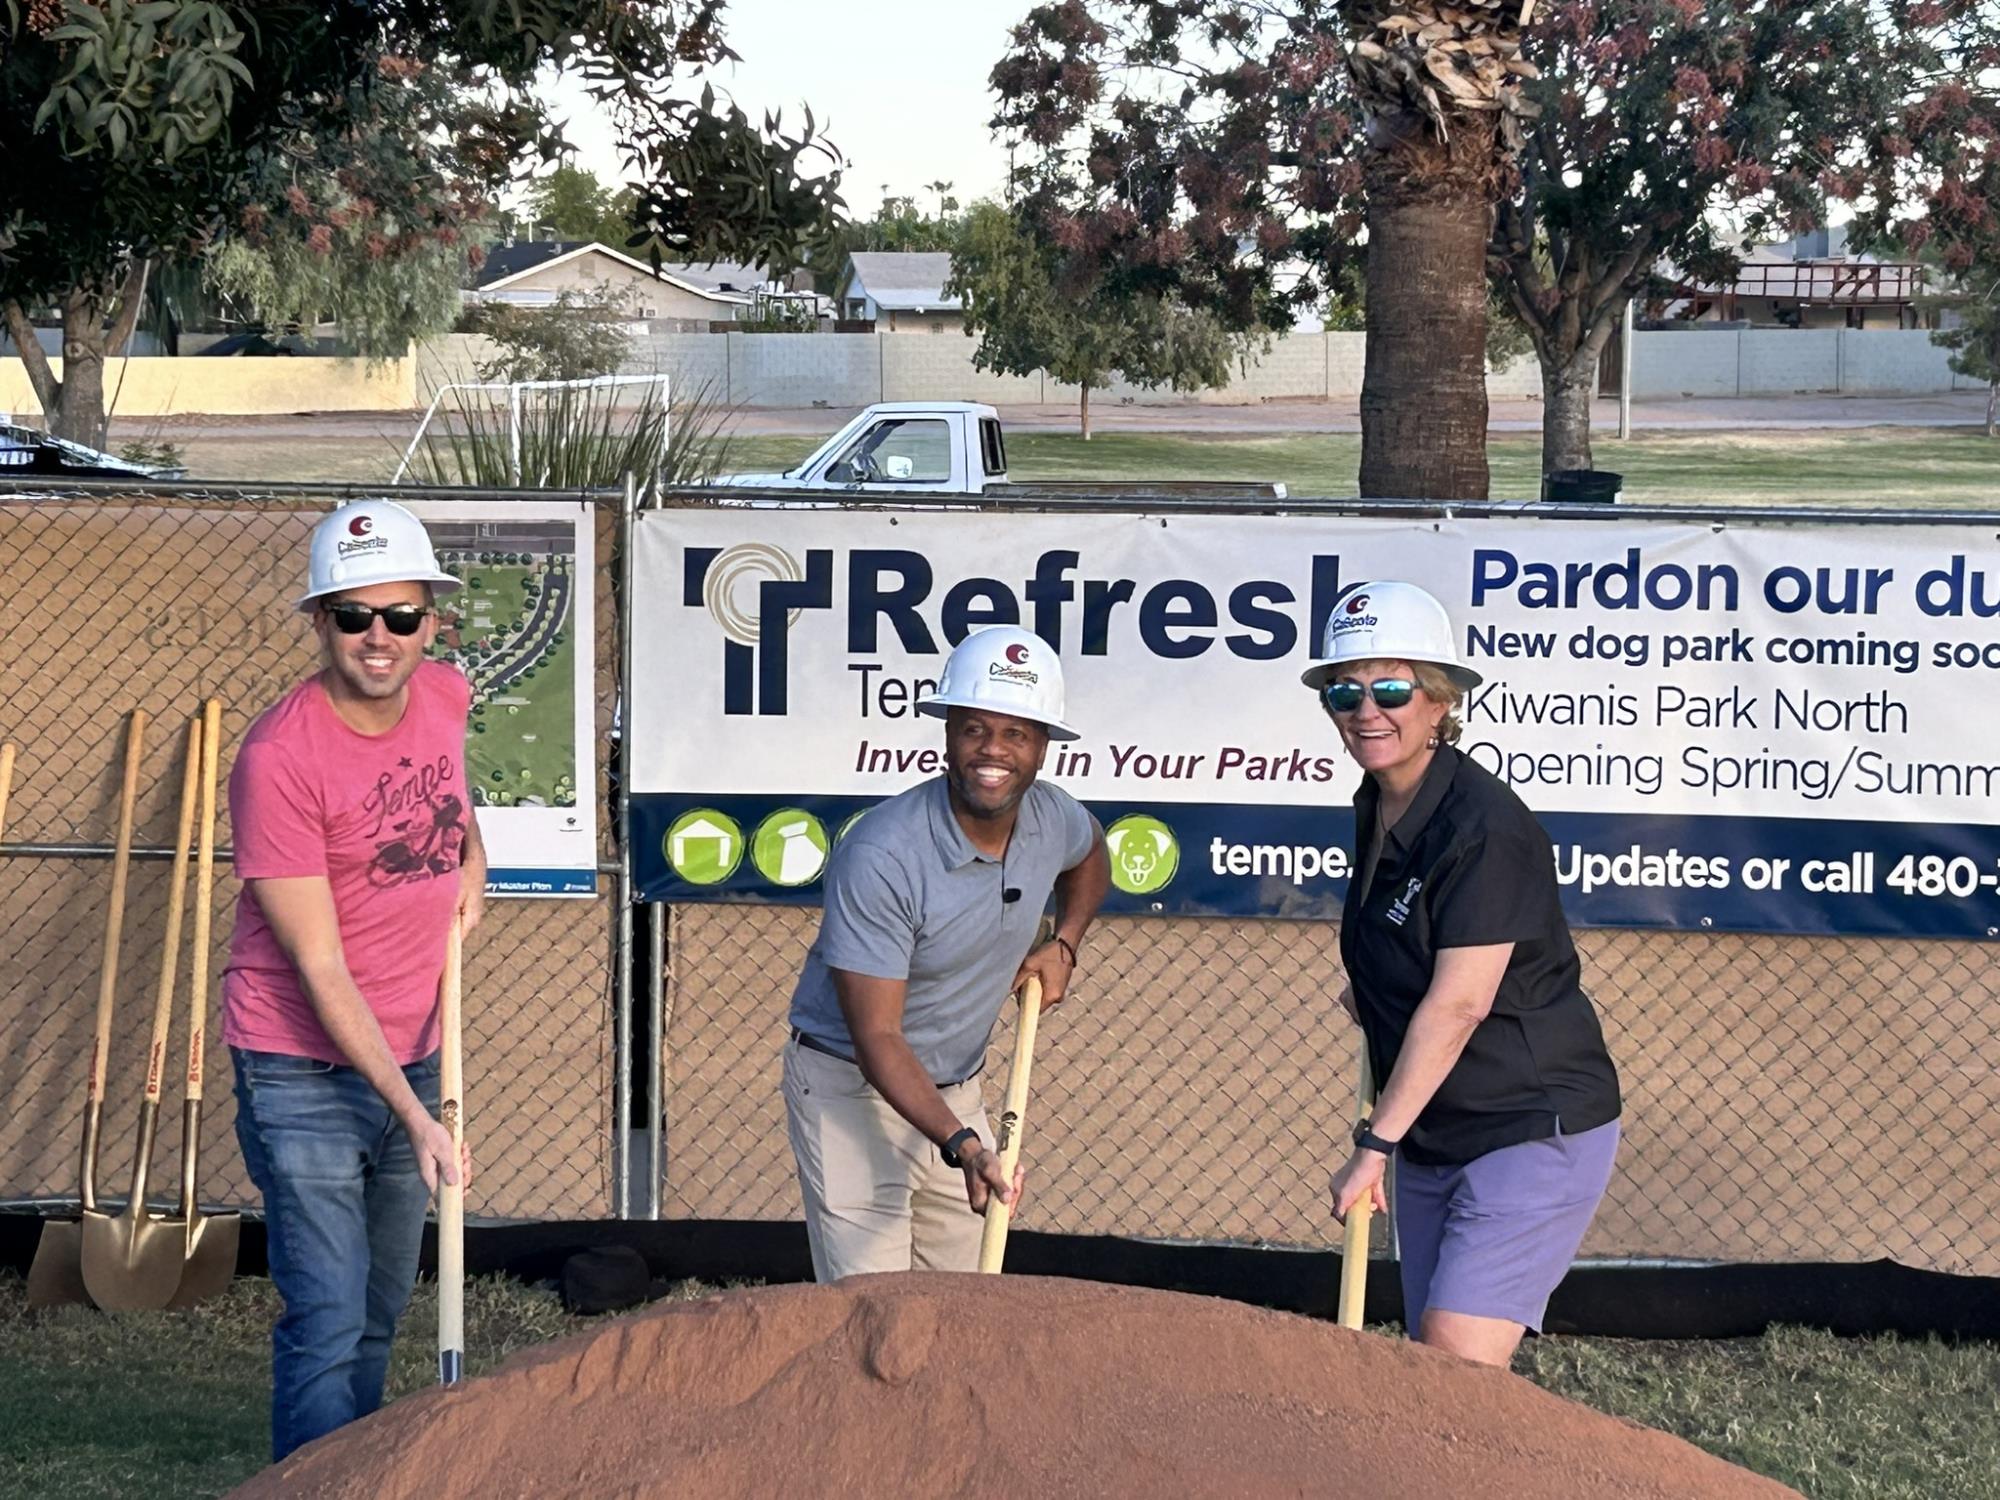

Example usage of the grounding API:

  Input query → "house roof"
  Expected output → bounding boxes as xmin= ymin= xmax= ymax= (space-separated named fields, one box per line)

xmin=474 ymin=241 xmax=756 ymax=303
xmin=845 ymin=252 xmax=960 ymax=312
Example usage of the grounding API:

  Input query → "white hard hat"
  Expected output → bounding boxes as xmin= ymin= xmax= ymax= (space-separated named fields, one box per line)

xmin=1300 ymin=580 xmax=1482 ymax=691
xmin=296 ymin=500 xmax=461 ymax=613
xmin=917 ymin=625 xmax=1080 ymax=741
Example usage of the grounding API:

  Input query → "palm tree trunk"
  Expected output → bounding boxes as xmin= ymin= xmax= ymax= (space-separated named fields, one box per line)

xmin=1357 ymin=111 xmax=1498 ymax=500
xmin=1079 ymin=382 xmax=1091 ymax=441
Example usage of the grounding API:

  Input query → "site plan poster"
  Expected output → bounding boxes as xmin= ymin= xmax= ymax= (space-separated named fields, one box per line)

xmin=415 ymin=501 xmax=596 ymax=898
xmin=627 ymin=506 xmax=2000 ymax=939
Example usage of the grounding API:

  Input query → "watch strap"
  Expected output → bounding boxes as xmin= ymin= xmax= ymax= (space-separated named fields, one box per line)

xmin=1353 ymin=1119 xmax=1400 ymax=1155
xmin=941 ymin=1126 xmax=981 ymax=1169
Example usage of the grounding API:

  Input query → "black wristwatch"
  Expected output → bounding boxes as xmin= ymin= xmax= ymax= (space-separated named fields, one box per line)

xmin=940 ymin=1127 xmax=982 ymax=1169
xmin=1352 ymin=1119 xmax=1400 ymax=1156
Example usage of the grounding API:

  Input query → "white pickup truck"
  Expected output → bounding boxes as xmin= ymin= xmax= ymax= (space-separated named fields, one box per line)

xmin=713 ymin=401 xmax=1285 ymax=500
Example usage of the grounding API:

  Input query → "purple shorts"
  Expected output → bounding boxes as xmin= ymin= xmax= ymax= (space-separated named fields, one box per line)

xmin=1393 ymin=1119 xmax=1620 ymax=1334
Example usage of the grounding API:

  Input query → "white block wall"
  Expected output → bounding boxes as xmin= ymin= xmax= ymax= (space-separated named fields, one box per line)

xmin=1837 ymin=330 xmax=1962 ymax=394
xmin=408 ymin=327 xmax=1972 ymax=410
xmin=1740 ymin=329 xmax=1840 ymax=394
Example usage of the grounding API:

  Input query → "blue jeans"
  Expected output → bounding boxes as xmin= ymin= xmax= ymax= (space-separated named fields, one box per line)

xmin=232 ymin=1048 xmax=439 ymax=1462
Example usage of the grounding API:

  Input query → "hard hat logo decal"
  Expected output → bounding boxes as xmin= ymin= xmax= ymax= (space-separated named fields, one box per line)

xmin=1005 ymin=643 xmax=1030 ymax=665
xmin=349 ymin=515 xmax=374 ymax=537
xmin=1345 ymin=593 xmax=1370 ymax=614
xmin=987 ymin=660 xmax=1039 ymax=687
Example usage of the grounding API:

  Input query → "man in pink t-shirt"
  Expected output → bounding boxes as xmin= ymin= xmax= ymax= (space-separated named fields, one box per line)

xmin=225 ymin=498 xmax=485 ymax=1461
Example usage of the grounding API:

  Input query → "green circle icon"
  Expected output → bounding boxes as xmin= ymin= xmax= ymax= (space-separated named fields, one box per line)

xmin=751 ymin=808 xmax=830 ymax=887
xmin=665 ymin=809 xmax=744 ymax=885
xmin=1105 ymin=814 xmax=1180 ymax=895
xmin=837 ymin=807 xmax=873 ymax=843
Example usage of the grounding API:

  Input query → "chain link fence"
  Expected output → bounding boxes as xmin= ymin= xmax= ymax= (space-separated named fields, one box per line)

xmin=0 ymin=485 xmax=620 ymax=1223
xmin=661 ymin=906 xmax=2000 ymax=1275
xmin=5 ymin=482 xmax=1995 ymax=1279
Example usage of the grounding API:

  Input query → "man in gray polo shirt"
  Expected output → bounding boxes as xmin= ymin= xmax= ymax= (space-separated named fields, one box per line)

xmin=784 ymin=624 xmax=1109 ymax=1280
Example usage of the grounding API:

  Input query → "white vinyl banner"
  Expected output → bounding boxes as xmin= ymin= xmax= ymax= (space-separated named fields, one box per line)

xmin=628 ymin=507 xmax=2000 ymax=936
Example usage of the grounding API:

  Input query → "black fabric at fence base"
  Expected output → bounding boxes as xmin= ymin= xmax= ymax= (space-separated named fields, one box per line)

xmin=5 ymin=1210 xmax=1998 ymax=1341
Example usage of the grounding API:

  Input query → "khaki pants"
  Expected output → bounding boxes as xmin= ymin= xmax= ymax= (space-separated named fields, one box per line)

xmin=782 ymin=1037 xmax=988 ymax=1281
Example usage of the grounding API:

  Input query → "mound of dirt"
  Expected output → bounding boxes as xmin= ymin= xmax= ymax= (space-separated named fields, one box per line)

xmin=230 ymin=1274 xmax=1798 ymax=1500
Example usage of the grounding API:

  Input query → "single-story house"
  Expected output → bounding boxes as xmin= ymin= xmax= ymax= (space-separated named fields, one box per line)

xmin=837 ymin=252 xmax=964 ymax=333
xmin=470 ymin=241 xmax=769 ymax=328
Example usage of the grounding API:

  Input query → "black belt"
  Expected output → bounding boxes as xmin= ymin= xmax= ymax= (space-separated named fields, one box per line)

xmin=790 ymin=1029 xmax=982 ymax=1088
xmin=791 ymin=1028 xmax=856 ymax=1066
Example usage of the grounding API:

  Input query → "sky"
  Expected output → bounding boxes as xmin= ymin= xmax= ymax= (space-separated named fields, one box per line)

xmin=540 ymin=0 xmax=1031 ymax=217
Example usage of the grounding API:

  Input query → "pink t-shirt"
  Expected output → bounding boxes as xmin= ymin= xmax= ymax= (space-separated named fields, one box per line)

xmin=223 ymin=659 xmax=473 ymax=1064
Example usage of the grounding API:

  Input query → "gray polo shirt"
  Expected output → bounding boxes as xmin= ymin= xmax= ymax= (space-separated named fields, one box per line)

xmin=788 ymin=775 xmax=1099 ymax=1084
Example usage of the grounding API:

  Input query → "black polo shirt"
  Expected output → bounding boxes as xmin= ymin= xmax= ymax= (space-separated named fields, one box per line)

xmin=1340 ymin=743 xmax=1620 ymax=1166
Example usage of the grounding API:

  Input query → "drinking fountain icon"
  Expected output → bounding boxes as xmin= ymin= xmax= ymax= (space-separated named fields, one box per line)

xmin=771 ymin=817 xmax=826 ymax=885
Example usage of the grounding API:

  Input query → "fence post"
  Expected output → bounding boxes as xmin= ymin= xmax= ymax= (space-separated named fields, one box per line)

xmin=647 ymin=899 xmax=665 ymax=1219
xmin=612 ymin=473 xmax=638 ymax=1218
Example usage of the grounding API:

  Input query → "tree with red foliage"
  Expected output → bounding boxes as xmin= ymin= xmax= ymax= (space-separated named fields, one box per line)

xmin=992 ymin=0 xmax=2000 ymax=498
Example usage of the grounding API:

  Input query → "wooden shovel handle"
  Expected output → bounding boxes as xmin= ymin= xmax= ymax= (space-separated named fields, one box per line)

xmin=1337 ymin=1049 xmax=1375 ymax=1330
xmin=91 ymin=711 xmax=148 ymax=1107
xmin=0 ymin=741 xmax=15 ymax=842
xmin=977 ymin=976 xmax=1043 ymax=1274
xmin=184 ymin=701 xmax=222 ymax=1104
xmin=142 ymin=717 xmax=202 ymax=1106
xmin=438 ymin=917 xmax=465 ymax=1382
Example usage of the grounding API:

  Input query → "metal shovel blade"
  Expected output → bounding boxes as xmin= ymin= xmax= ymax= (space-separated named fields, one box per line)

xmin=163 ymin=1101 xmax=240 ymax=1309
xmin=25 ymin=1220 xmax=90 ymax=1309
xmin=80 ymin=1103 xmax=189 ymax=1312
xmin=26 ymin=1102 xmax=104 ymax=1309
xmin=164 ymin=1211 xmax=241 ymax=1309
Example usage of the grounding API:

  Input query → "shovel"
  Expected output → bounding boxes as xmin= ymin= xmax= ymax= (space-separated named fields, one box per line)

xmin=28 ymin=710 xmax=146 ymax=1309
xmin=977 ymin=975 xmax=1043 ymax=1274
xmin=81 ymin=713 xmax=201 ymax=1312
xmin=165 ymin=699 xmax=239 ymax=1308
xmin=438 ymin=918 xmax=465 ymax=1385
xmin=1337 ymin=1050 xmax=1375 ymax=1330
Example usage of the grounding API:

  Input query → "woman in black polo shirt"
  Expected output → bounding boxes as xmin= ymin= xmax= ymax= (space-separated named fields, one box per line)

xmin=1305 ymin=580 xmax=1621 ymax=1368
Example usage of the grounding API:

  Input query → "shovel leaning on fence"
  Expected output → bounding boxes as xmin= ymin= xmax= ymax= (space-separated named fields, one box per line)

xmin=166 ymin=698 xmax=239 ymax=1307
xmin=81 ymin=713 xmax=204 ymax=1311
xmin=28 ymin=711 xmax=147 ymax=1309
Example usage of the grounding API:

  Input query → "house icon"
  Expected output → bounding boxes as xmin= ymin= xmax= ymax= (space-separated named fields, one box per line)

xmin=669 ymin=815 xmax=736 ymax=879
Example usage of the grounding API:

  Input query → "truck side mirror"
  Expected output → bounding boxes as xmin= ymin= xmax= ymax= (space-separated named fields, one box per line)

xmin=883 ymin=455 xmax=915 ymax=480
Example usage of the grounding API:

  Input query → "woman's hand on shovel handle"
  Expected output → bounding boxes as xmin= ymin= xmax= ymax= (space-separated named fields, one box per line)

xmin=1328 ymin=1148 xmax=1388 ymax=1225
xmin=962 ymin=1144 xmax=1025 ymax=1216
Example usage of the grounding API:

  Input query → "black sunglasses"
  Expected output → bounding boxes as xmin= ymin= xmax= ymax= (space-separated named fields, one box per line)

xmin=1322 ymin=677 xmax=1418 ymax=714
xmin=323 ymin=601 xmax=431 ymax=636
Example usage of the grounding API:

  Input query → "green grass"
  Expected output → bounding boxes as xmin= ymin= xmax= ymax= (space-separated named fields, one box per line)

xmin=3 ymin=1269 xmax=1995 ymax=1499
xmin=173 ymin=425 xmax=2000 ymax=508
xmin=1517 ymin=1325 xmax=2000 ymax=1500
xmin=725 ymin=427 xmax=2000 ymax=508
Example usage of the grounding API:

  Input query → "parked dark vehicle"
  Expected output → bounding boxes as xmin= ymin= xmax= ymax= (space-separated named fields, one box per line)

xmin=0 ymin=420 xmax=187 ymax=479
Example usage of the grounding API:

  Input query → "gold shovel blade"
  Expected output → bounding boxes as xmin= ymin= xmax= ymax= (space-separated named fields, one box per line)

xmin=80 ymin=1201 xmax=192 ymax=1313
xmin=25 ymin=1220 xmax=90 ymax=1309
xmin=164 ymin=1212 xmax=242 ymax=1309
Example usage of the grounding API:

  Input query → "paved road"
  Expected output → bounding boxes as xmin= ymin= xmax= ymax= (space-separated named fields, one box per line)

xmin=118 ymin=390 xmax=1994 ymax=445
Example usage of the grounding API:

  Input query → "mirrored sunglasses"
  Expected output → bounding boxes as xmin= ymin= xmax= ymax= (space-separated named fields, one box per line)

xmin=1322 ymin=677 xmax=1417 ymax=714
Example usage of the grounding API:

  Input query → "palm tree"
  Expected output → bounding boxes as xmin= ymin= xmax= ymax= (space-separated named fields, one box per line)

xmin=1344 ymin=0 xmax=1540 ymax=498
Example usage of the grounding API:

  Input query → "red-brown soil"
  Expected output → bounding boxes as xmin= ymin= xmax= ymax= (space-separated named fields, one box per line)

xmin=229 ymin=1274 xmax=1800 ymax=1500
